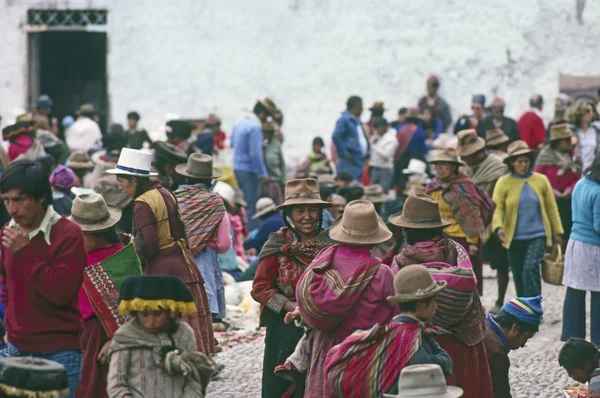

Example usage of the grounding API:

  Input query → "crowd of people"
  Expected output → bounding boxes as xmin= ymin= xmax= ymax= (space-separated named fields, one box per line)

xmin=0 ymin=74 xmax=598 ymax=397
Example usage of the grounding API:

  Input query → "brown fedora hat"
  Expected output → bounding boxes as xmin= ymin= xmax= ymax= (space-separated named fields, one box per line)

xmin=68 ymin=193 xmax=122 ymax=232
xmin=388 ymin=194 xmax=452 ymax=229
xmin=67 ymin=150 xmax=94 ymax=169
xmin=274 ymin=178 xmax=333 ymax=211
xmin=503 ymin=140 xmax=535 ymax=165
xmin=362 ymin=184 xmax=388 ymax=204
xmin=428 ymin=147 xmax=465 ymax=165
xmin=329 ymin=200 xmax=392 ymax=245
xmin=369 ymin=101 xmax=386 ymax=111
xmin=485 ymin=128 xmax=510 ymax=147
xmin=549 ymin=123 xmax=573 ymax=142
xmin=404 ymin=108 xmax=422 ymax=123
xmin=456 ymin=129 xmax=485 ymax=157
xmin=175 ymin=153 xmax=222 ymax=179
xmin=387 ymin=264 xmax=447 ymax=304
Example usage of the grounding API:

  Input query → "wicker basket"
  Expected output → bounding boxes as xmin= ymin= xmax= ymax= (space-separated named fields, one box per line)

xmin=542 ymin=245 xmax=564 ymax=286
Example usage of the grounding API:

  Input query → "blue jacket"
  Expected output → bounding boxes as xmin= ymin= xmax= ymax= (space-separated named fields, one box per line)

xmin=231 ymin=115 xmax=268 ymax=177
xmin=332 ymin=110 xmax=369 ymax=162
xmin=571 ymin=176 xmax=600 ymax=246
xmin=405 ymin=123 xmax=430 ymax=155
xmin=243 ymin=213 xmax=285 ymax=252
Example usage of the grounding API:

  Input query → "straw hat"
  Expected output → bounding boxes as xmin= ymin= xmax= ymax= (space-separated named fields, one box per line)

xmin=0 ymin=357 xmax=69 ymax=398
xmin=213 ymin=181 xmax=236 ymax=206
xmin=485 ymin=128 xmax=510 ymax=148
xmin=402 ymin=159 xmax=427 ymax=176
xmin=253 ymin=197 xmax=277 ymax=220
xmin=175 ymin=153 xmax=222 ymax=180
xmin=503 ymin=140 xmax=535 ymax=165
xmin=456 ymin=129 xmax=485 ymax=157
xmin=548 ymin=123 xmax=573 ymax=142
xmin=274 ymin=179 xmax=333 ymax=211
xmin=362 ymin=184 xmax=388 ymax=204
xmin=67 ymin=150 xmax=94 ymax=169
xmin=329 ymin=200 xmax=392 ymax=245
xmin=388 ymin=194 xmax=451 ymax=229
xmin=428 ymin=147 xmax=465 ymax=165
xmin=68 ymin=193 xmax=122 ymax=232
xmin=383 ymin=364 xmax=463 ymax=398
xmin=387 ymin=264 xmax=447 ymax=303
xmin=106 ymin=148 xmax=158 ymax=177
xmin=369 ymin=101 xmax=386 ymax=111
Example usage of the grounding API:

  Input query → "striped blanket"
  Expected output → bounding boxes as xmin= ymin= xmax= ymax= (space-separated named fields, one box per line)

xmin=296 ymin=244 xmax=381 ymax=332
xmin=324 ymin=321 xmax=439 ymax=397
xmin=174 ymin=184 xmax=226 ymax=257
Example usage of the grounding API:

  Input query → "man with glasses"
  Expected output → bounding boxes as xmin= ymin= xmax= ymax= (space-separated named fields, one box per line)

xmin=518 ymin=94 xmax=547 ymax=150
xmin=476 ymin=96 xmax=520 ymax=142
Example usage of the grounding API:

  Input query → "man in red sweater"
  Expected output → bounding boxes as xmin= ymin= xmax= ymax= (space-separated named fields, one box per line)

xmin=0 ymin=160 xmax=86 ymax=398
xmin=518 ymin=94 xmax=547 ymax=150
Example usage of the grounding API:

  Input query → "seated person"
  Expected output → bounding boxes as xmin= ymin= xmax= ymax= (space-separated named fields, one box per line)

xmin=243 ymin=198 xmax=283 ymax=254
xmin=559 ymin=338 xmax=600 ymax=397
xmin=484 ymin=296 xmax=543 ymax=398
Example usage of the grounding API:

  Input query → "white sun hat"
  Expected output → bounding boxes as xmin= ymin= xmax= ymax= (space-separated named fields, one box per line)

xmin=106 ymin=148 xmax=158 ymax=177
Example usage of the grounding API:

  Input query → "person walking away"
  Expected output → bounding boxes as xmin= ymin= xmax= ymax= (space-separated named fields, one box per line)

xmin=369 ymin=117 xmax=399 ymax=193
xmin=153 ymin=141 xmax=188 ymax=191
xmin=453 ymin=94 xmax=487 ymax=134
xmin=295 ymin=200 xmax=397 ymax=397
xmin=456 ymin=130 xmax=509 ymax=312
xmin=559 ymin=338 xmax=600 ymax=396
xmin=126 ymin=111 xmax=152 ymax=150
xmin=426 ymin=148 xmax=495 ymax=294
xmin=324 ymin=265 xmax=451 ymax=397
xmin=0 ymin=160 xmax=87 ymax=397
xmin=50 ymin=165 xmax=77 ymax=216
xmin=71 ymin=194 xmax=142 ymax=398
xmin=108 ymin=148 xmax=215 ymax=356
xmin=476 ymin=97 xmax=520 ymax=142
xmin=568 ymin=98 xmax=600 ymax=170
xmin=332 ymin=96 xmax=369 ymax=182
xmin=394 ymin=108 xmax=429 ymax=190
xmin=388 ymin=194 xmax=493 ymax=398
xmin=534 ymin=124 xmax=582 ymax=244
xmin=65 ymin=104 xmax=102 ymax=153
xmin=485 ymin=128 xmax=511 ymax=160
xmin=251 ymin=179 xmax=332 ymax=398
xmin=231 ymin=100 xmax=274 ymax=229
xmin=107 ymin=275 xmax=214 ymax=398
xmin=417 ymin=75 xmax=452 ymax=132
xmin=518 ymin=94 xmax=546 ymax=150
xmin=174 ymin=154 xmax=232 ymax=324
xmin=561 ymin=154 xmax=600 ymax=346
xmin=32 ymin=94 xmax=58 ymax=136
xmin=261 ymin=121 xmax=286 ymax=205
xmin=492 ymin=140 xmax=563 ymax=297
xmin=484 ymin=296 xmax=543 ymax=398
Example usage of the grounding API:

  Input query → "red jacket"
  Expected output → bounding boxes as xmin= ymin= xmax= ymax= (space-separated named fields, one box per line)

xmin=0 ymin=217 xmax=86 ymax=352
xmin=518 ymin=110 xmax=546 ymax=150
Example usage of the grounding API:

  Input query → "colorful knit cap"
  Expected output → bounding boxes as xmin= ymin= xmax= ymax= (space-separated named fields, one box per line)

xmin=501 ymin=295 xmax=543 ymax=325
xmin=118 ymin=275 xmax=196 ymax=316
xmin=50 ymin=165 xmax=78 ymax=190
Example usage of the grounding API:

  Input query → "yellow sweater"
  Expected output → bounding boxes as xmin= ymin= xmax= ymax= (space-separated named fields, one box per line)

xmin=429 ymin=190 xmax=479 ymax=244
xmin=492 ymin=173 xmax=563 ymax=248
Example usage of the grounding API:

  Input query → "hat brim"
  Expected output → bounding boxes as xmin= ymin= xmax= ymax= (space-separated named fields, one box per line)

xmin=67 ymin=161 xmax=95 ymax=170
xmin=329 ymin=215 xmax=393 ymax=245
xmin=485 ymin=136 xmax=510 ymax=147
xmin=457 ymin=140 xmax=486 ymax=157
xmin=363 ymin=194 xmax=388 ymax=204
xmin=503 ymin=149 xmax=535 ymax=164
xmin=68 ymin=205 xmax=122 ymax=232
xmin=274 ymin=199 xmax=333 ymax=212
xmin=549 ymin=134 xmax=573 ymax=142
xmin=174 ymin=163 xmax=223 ymax=179
xmin=388 ymin=213 xmax=452 ymax=229
xmin=383 ymin=385 xmax=463 ymax=398
xmin=402 ymin=169 xmax=427 ymax=176
xmin=386 ymin=280 xmax=447 ymax=304
xmin=106 ymin=168 xmax=158 ymax=177
xmin=252 ymin=205 xmax=278 ymax=220
xmin=235 ymin=199 xmax=248 ymax=208
xmin=428 ymin=158 xmax=466 ymax=166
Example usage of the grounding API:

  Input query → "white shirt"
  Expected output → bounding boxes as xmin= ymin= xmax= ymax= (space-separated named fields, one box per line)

xmin=65 ymin=117 xmax=102 ymax=152
xmin=369 ymin=130 xmax=398 ymax=169
xmin=356 ymin=123 xmax=368 ymax=156
xmin=577 ymin=126 xmax=597 ymax=170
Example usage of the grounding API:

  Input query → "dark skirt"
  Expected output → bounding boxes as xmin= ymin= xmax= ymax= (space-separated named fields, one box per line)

xmin=75 ymin=317 xmax=108 ymax=398
xmin=483 ymin=233 xmax=509 ymax=271
xmin=262 ymin=309 xmax=305 ymax=398
xmin=451 ymin=236 xmax=483 ymax=295
xmin=557 ymin=196 xmax=573 ymax=241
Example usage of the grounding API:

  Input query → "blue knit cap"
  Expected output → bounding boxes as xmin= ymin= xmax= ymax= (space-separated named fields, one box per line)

xmin=501 ymin=296 xmax=543 ymax=325
xmin=472 ymin=94 xmax=486 ymax=106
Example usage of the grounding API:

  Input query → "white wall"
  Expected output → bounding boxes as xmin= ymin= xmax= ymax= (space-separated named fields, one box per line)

xmin=1 ymin=0 xmax=600 ymax=162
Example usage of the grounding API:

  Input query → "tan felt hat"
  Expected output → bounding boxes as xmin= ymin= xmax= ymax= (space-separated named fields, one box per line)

xmin=329 ymin=200 xmax=392 ymax=245
xmin=388 ymin=194 xmax=451 ymax=229
xmin=274 ymin=178 xmax=333 ymax=211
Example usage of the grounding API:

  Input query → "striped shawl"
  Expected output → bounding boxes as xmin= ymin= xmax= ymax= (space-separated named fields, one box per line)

xmin=174 ymin=184 xmax=226 ymax=257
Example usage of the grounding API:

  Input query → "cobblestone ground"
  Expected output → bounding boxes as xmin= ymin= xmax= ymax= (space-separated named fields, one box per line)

xmin=207 ymin=265 xmax=581 ymax=397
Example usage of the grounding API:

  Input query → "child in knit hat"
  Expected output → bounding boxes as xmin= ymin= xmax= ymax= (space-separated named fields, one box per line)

xmin=484 ymin=296 xmax=543 ymax=398
xmin=50 ymin=165 xmax=77 ymax=216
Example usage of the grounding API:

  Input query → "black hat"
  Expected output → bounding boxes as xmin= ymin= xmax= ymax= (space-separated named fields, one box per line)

xmin=0 ymin=357 xmax=69 ymax=397
xmin=102 ymin=126 xmax=128 ymax=152
xmin=166 ymin=120 xmax=193 ymax=141
xmin=153 ymin=141 xmax=188 ymax=163
xmin=2 ymin=121 xmax=35 ymax=141
xmin=118 ymin=275 xmax=196 ymax=315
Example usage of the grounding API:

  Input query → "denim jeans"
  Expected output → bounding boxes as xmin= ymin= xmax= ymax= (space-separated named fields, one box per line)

xmin=235 ymin=170 xmax=260 ymax=230
xmin=3 ymin=343 xmax=82 ymax=398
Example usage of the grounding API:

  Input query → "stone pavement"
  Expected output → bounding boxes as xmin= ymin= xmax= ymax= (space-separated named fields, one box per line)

xmin=207 ymin=265 xmax=583 ymax=397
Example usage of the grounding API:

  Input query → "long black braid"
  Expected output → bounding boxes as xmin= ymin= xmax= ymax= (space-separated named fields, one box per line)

xmin=282 ymin=208 xmax=324 ymax=241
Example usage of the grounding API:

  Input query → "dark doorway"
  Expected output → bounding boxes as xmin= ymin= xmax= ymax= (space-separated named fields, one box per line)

xmin=29 ymin=31 xmax=108 ymax=134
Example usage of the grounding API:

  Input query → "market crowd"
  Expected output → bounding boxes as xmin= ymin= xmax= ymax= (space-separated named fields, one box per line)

xmin=0 ymin=74 xmax=599 ymax=398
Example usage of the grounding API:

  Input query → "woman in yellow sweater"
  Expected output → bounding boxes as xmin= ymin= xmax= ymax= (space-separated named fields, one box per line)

xmin=492 ymin=140 xmax=563 ymax=297
xmin=426 ymin=147 xmax=495 ymax=294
